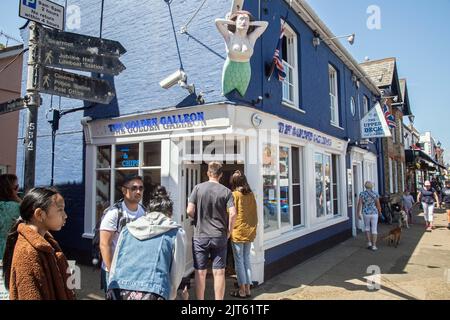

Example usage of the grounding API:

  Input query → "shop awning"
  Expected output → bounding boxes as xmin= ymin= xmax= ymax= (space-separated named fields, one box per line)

xmin=405 ymin=149 xmax=445 ymax=170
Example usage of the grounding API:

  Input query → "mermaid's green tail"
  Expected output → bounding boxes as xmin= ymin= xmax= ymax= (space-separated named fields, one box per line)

xmin=222 ymin=59 xmax=251 ymax=97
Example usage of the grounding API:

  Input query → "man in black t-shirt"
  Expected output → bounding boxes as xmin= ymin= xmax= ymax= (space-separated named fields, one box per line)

xmin=187 ymin=162 xmax=237 ymax=300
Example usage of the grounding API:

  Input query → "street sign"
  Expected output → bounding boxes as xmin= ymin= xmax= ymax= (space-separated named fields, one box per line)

xmin=38 ymin=46 xmax=126 ymax=76
xmin=19 ymin=0 xmax=65 ymax=31
xmin=0 ymin=98 xmax=26 ymax=115
xmin=38 ymin=67 xmax=115 ymax=104
xmin=37 ymin=24 xmax=126 ymax=57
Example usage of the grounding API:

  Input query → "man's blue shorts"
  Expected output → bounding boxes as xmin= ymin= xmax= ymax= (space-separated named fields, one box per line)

xmin=192 ymin=237 xmax=228 ymax=270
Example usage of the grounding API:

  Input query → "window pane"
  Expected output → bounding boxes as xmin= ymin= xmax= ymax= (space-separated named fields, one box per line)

xmin=115 ymin=170 xmax=138 ymax=202
xmin=185 ymin=139 xmax=201 ymax=155
xmin=116 ymin=144 xmax=139 ymax=168
xmin=332 ymin=155 xmax=339 ymax=215
xmin=97 ymin=146 xmax=111 ymax=168
xmin=143 ymin=169 xmax=161 ymax=208
xmin=143 ymin=142 xmax=161 ymax=167
xmin=96 ymin=171 xmax=110 ymax=225
xmin=293 ymin=185 xmax=301 ymax=205
xmin=263 ymin=175 xmax=278 ymax=233
xmin=280 ymin=146 xmax=290 ymax=228
xmin=203 ymin=136 xmax=224 ymax=156
xmin=292 ymin=147 xmax=300 ymax=184
xmin=324 ymin=155 xmax=331 ymax=216
xmin=293 ymin=205 xmax=301 ymax=226
xmin=315 ymin=153 xmax=324 ymax=218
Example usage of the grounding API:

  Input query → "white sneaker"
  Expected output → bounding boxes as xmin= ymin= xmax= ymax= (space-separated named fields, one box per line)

xmin=367 ymin=242 xmax=372 ymax=249
xmin=371 ymin=246 xmax=378 ymax=251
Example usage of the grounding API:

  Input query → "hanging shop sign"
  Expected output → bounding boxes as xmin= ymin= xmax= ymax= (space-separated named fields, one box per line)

xmin=360 ymin=102 xmax=392 ymax=138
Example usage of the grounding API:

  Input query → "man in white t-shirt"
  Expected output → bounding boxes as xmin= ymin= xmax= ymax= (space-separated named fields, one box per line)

xmin=99 ymin=175 xmax=146 ymax=292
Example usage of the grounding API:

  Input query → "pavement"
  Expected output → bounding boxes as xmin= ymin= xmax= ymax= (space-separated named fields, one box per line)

xmin=76 ymin=207 xmax=450 ymax=300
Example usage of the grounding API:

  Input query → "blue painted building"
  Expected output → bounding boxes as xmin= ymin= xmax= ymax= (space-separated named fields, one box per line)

xmin=17 ymin=0 xmax=381 ymax=283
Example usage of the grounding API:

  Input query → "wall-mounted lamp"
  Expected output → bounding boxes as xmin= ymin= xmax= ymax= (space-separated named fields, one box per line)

xmin=313 ymin=32 xmax=355 ymax=47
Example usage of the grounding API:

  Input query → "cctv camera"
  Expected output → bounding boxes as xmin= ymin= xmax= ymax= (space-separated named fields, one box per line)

xmin=159 ymin=69 xmax=187 ymax=89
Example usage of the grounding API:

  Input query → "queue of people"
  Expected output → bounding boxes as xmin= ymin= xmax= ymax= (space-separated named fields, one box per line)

xmin=0 ymin=164 xmax=258 ymax=300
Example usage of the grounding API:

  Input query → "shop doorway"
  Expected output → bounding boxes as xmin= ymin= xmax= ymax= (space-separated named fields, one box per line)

xmin=181 ymin=162 xmax=244 ymax=275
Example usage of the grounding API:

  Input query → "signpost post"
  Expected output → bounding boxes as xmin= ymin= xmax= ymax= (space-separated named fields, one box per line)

xmin=23 ymin=21 xmax=41 ymax=192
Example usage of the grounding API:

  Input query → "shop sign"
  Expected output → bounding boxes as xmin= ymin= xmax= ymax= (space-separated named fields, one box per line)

xmin=278 ymin=122 xmax=332 ymax=147
xmin=108 ymin=112 xmax=206 ymax=135
xmin=360 ymin=102 xmax=391 ymax=138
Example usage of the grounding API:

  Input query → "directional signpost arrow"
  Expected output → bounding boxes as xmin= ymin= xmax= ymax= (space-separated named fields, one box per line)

xmin=37 ymin=24 xmax=126 ymax=57
xmin=38 ymin=46 xmax=126 ymax=75
xmin=39 ymin=67 xmax=115 ymax=104
xmin=0 ymin=97 xmax=26 ymax=115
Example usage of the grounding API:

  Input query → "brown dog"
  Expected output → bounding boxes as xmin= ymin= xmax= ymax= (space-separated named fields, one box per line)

xmin=384 ymin=227 xmax=402 ymax=248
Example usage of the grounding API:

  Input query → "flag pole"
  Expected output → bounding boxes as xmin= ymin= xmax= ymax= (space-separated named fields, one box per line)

xmin=268 ymin=0 xmax=292 ymax=82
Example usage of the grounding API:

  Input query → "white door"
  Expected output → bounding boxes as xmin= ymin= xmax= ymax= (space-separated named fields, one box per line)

xmin=181 ymin=164 xmax=201 ymax=276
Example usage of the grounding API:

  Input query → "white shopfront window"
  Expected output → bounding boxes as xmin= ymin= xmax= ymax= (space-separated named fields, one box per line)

xmin=94 ymin=142 xmax=161 ymax=225
xmin=263 ymin=143 xmax=305 ymax=237
xmin=315 ymin=152 xmax=341 ymax=219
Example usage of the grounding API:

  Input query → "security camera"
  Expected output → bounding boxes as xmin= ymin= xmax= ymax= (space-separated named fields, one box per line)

xmin=159 ymin=69 xmax=187 ymax=89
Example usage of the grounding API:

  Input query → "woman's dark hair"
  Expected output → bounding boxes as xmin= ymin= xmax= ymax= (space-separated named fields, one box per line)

xmin=0 ymin=174 xmax=18 ymax=202
xmin=230 ymin=170 xmax=252 ymax=195
xmin=2 ymin=187 xmax=59 ymax=289
xmin=228 ymin=10 xmax=256 ymax=34
xmin=146 ymin=185 xmax=173 ymax=216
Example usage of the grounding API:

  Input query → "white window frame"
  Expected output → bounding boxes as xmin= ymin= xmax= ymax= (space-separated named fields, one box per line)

xmin=363 ymin=95 xmax=369 ymax=116
xmin=329 ymin=65 xmax=339 ymax=126
xmin=350 ymin=96 xmax=356 ymax=117
xmin=281 ymin=22 xmax=300 ymax=109
xmin=279 ymin=144 xmax=293 ymax=233
xmin=314 ymin=151 xmax=337 ymax=221
xmin=0 ymin=165 xmax=7 ymax=174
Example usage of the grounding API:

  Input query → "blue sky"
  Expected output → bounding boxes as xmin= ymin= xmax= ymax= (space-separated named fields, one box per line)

xmin=1 ymin=0 xmax=449 ymax=164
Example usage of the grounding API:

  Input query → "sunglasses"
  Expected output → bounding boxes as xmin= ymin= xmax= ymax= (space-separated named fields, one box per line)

xmin=125 ymin=186 xmax=144 ymax=192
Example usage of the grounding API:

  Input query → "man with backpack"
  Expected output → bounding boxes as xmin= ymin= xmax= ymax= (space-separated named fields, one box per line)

xmin=99 ymin=175 xmax=146 ymax=293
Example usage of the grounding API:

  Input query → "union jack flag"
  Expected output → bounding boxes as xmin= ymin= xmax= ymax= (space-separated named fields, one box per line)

xmin=383 ymin=104 xmax=397 ymax=128
xmin=268 ymin=28 xmax=286 ymax=81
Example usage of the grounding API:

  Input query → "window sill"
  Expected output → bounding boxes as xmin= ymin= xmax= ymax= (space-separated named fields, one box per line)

xmin=282 ymin=101 xmax=306 ymax=114
xmin=330 ymin=123 xmax=345 ymax=131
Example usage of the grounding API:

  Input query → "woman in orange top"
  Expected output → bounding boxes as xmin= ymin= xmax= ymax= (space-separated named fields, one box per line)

xmin=229 ymin=170 xmax=257 ymax=298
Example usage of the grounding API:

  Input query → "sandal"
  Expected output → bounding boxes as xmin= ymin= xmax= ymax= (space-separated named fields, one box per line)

xmin=230 ymin=290 xmax=247 ymax=299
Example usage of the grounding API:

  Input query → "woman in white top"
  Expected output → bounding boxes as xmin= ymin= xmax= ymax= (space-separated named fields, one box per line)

xmin=215 ymin=11 xmax=268 ymax=96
